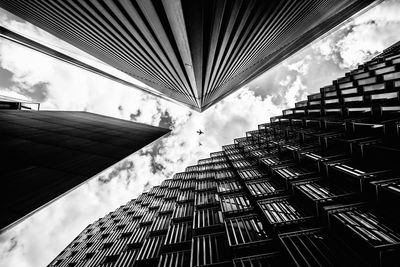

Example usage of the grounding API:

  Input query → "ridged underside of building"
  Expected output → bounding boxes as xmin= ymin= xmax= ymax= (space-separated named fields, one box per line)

xmin=49 ymin=42 xmax=400 ymax=266
xmin=0 ymin=0 xmax=377 ymax=111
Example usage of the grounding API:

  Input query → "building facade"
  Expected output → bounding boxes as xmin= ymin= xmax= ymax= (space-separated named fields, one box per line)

xmin=48 ymin=43 xmax=400 ymax=266
xmin=0 ymin=0 xmax=378 ymax=111
xmin=0 ymin=110 xmax=169 ymax=232
xmin=0 ymin=94 xmax=40 ymax=110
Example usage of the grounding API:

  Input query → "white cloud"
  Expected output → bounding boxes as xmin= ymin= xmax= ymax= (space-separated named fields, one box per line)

xmin=312 ymin=0 xmax=400 ymax=70
xmin=287 ymin=55 xmax=312 ymax=75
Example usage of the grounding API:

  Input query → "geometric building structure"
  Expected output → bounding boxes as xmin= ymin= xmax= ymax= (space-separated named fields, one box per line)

xmin=0 ymin=0 xmax=378 ymax=111
xmin=0 ymin=110 xmax=169 ymax=232
xmin=48 ymin=42 xmax=400 ymax=266
xmin=0 ymin=94 xmax=40 ymax=110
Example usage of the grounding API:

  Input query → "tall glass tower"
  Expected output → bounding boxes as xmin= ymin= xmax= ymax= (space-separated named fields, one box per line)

xmin=0 ymin=110 xmax=169 ymax=232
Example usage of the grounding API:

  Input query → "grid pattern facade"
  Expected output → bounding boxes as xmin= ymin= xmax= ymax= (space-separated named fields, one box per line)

xmin=0 ymin=0 xmax=376 ymax=111
xmin=49 ymin=42 xmax=400 ymax=266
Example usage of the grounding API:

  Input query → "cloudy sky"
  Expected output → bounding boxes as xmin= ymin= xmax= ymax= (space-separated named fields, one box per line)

xmin=0 ymin=0 xmax=399 ymax=266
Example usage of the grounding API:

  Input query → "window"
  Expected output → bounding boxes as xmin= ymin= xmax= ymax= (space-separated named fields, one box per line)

xmin=164 ymin=189 xmax=179 ymax=200
xmin=154 ymin=187 xmax=167 ymax=197
xmin=194 ymin=207 xmax=223 ymax=229
xmin=186 ymin=165 xmax=199 ymax=172
xmin=149 ymin=214 xmax=171 ymax=232
xmin=214 ymin=163 xmax=231 ymax=170
xmin=198 ymin=158 xmax=213 ymax=165
xmin=232 ymin=160 xmax=253 ymax=169
xmin=215 ymin=170 xmax=235 ymax=180
xmin=273 ymin=166 xmax=311 ymax=179
xmin=196 ymin=180 xmax=217 ymax=191
xmin=139 ymin=210 xmax=157 ymax=224
xmin=246 ymin=180 xmax=280 ymax=197
xmin=113 ymin=249 xmax=139 ymax=267
xmin=250 ymin=150 xmax=270 ymax=158
xmin=172 ymin=203 xmax=194 ymax=219
xmin=198 ymin=171 xmax=215 ymax=180
xmin=225 ymin=216 xmax=268 ymax=246
xmin=238 ymin=168 xmax=265 ymax=180
xmin=177 ymin=190 xmax=195 ymax=202
xmin=180 ymin=180 xmax=196 ymax=190
xmin=260 ymin=157 xmax=282 ymax=166
xmin=217 ymin=180 xmax=242 ymax=193
xmin=165 ymin=221 xmax=192 ymax=245
xmin=158 ymin=250 xmax=191 ymax=267
xmin=192 ymin=234 xmax=230 ymax=266
xmin=136 ymin=235 xmax=165 ymax=261
xmin=127 ymin=225 xmax=149 ymax=245
xmin=195 ymin=191 xmax=219 ymax=207
xmin=130 ymin=206 xmax=147 ymax=218
xmin=210 ymin=151 xmax=224 ymax=157
xmin=228 ymin=154 xmax=245 ymax=161
xmin=331 ymin=163 xmax=365 ymax=177
xmin=220 ymin=194 xmax=252 ymax=213
xmin=198 ymin=164 xmax=214 ymax=171
xmin=159 ymin=200 xmax=176 ymax=213
xmin=212 ymin=156 xmax=227 ymax=163
xmin=332 ymin=208 xmax=400 ymax=246
xmin=148 ymin=198 xmax=162 ymax=209
xmin=233 ymin=253 xmax=281 ymax=267
xmin=258 ymin=198 xmax=304 ymax=224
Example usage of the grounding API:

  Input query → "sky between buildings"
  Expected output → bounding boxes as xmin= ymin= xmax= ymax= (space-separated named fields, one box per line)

xmin=0 ymin=0 xmax=400 ymax=266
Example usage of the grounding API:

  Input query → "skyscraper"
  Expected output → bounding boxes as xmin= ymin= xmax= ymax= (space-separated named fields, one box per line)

xmin=0 ymin=94 xmax=39 ymax=110
xmin=0 ymin=110 xmax=170 ymax=232
xmin=0 ymin=0 xmax=378 ymax=111
xmin=48 ymin=42 xmax=400 ymax=266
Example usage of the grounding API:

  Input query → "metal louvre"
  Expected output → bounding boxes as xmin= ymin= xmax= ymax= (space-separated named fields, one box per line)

xmin=258 ymin=198 xmax=304 ymax=224
xmin=238 ymin=168 xmax=266 ymax=180
xmin=136 ymin=235 xmax=165 ymax=261
xmin=158 ymin=250 xmax=191 ymax=267
xmin=113 ymin=249 xmax=139 ymax=267
xmin=180 ymin=179 xmax=196 ymax=190
xmin=127 ymin=226 xmax=149 ymax=245
xmin=193 ymin=207 xmax=223 ymax=229
xmin=332 ymin=208 xmax=400 ymax=246
xmin=195 ymin=191 xmax=220 ymax=207
xmin=198 ymin=171 xmax=215 ymax=180
xmin=159 ymin=200 xmax=176 ymax=214
xmin=139 ymin=210 xmax=157 ymax=224
xmin=191 ymin=233 xmax=231 ymax=266
xmin=172 ymin=203 xmax=194 ymax=220
xmin=225 ymin=215 xmax=269 ymax=246
xmin=220 ymin=194 xmax=252 ymax=213
xmin=195 ymin=180 xmax=217 ymax=191
xmin=245 ymin=179 xmax=281 ymax=197
xmin=165 ymin=221 xmax=193 ymax=245
xmin=149 ymin=214 xmax=172 ymax=232
xmin=215 ymin=170 xmax=236 ymax=180
xmin=177 ymin=190 xmax=195 ymax=202
xmin=217 ymin=180 xmax=243 ymax=193
xmin=233 ymin=253 xmax=281 ymax=267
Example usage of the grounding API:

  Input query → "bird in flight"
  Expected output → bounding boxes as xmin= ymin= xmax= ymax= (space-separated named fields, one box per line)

xmin=196 ymin=129 xmax=204 ymax=135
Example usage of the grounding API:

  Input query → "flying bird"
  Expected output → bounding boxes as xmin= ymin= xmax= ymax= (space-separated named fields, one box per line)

xmin=197 ymin=129 xmax=204 ymax=135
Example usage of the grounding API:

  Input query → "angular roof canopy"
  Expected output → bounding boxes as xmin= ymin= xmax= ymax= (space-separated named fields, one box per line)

xmin=0 ymin=0 xmax=377 ymax=111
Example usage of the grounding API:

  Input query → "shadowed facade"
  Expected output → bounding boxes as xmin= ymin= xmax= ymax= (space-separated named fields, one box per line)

xmin=0 ymin=110 xmax=170 ymax=232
